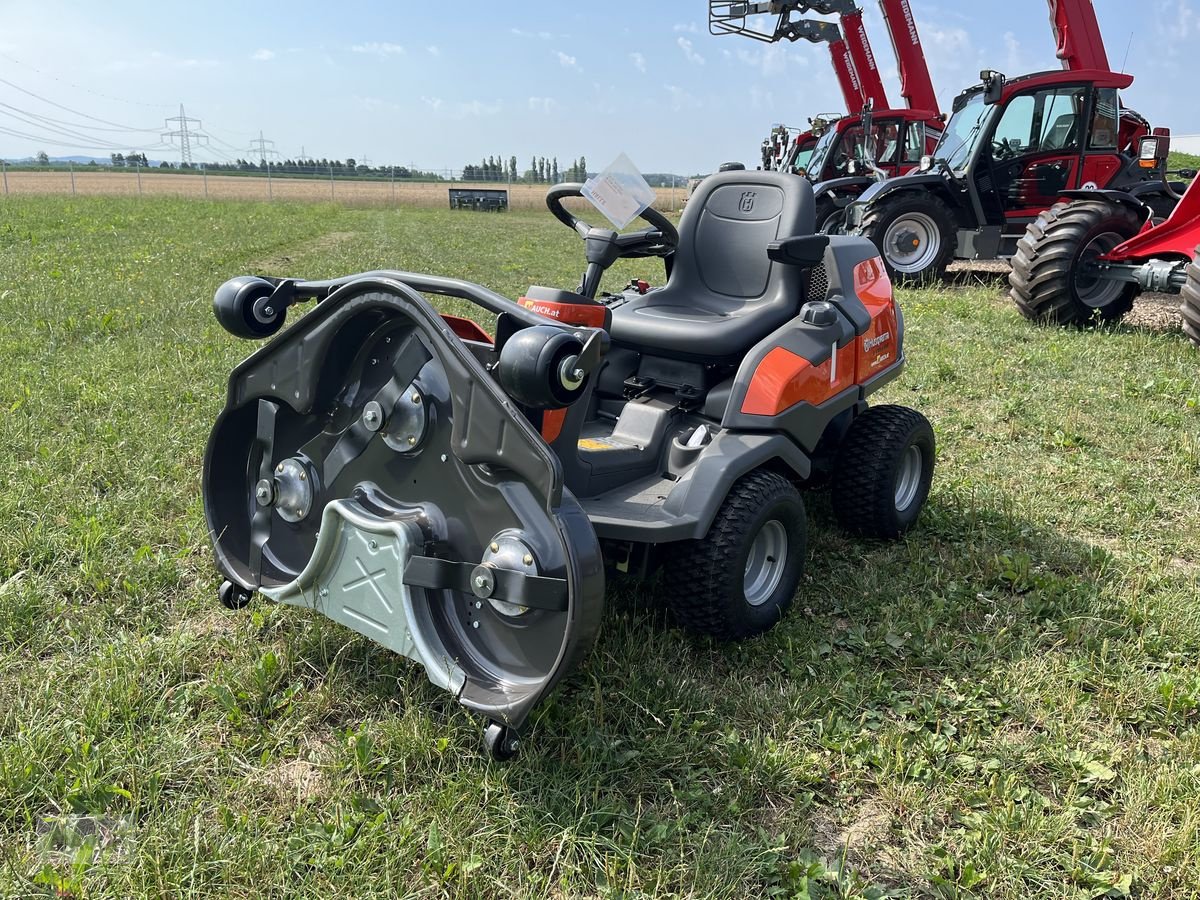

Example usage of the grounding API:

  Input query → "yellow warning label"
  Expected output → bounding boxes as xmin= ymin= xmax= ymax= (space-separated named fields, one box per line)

xmin=578 ymin=438 xmax=624 ymax=451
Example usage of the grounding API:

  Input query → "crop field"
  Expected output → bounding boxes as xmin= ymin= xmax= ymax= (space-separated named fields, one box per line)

xmin=0 ymin=169 xmax=687 ymax=211
xmin=1 ymin=195 xmax=1200 ymax=899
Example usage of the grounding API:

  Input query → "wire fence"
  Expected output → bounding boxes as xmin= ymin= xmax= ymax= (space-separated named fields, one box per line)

xmin=0 ymin=162 xmax=688 ymax=212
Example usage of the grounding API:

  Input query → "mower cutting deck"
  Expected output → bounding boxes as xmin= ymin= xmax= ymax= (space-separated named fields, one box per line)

xmin=203 ymin=171 xmax=935 ymax=757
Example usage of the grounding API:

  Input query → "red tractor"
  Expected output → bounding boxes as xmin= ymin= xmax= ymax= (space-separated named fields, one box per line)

xmin=1008 ymin=167 xmax=1200 ymax=346
xmin=712 ymin=0 xmax=944 ymax=231
xmin=843 ymin=0 xmax=1182 ymax=282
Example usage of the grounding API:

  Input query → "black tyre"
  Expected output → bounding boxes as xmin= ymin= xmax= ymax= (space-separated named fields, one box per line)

xmin=213 ymin=276 xmax=285 ymax=340
xmin=483 ymin=722 xmax=520 ymax=761
xmin=218 ymin=580 xmax=254 ymax=610
xmin=1008 ymin=199 xmax=1142 ymax=326
xmin=1182 ymin=249 xmax=1200 ymax=349
xmin=858 ymin=192 xmax=956 ymax=284
xmin=814 ymin=197 xmax=844 ymax=235
xmin=832 ymin=405 xmax=935 ymax=539
xmin=661 ymin=470 xmax=806 ymax=641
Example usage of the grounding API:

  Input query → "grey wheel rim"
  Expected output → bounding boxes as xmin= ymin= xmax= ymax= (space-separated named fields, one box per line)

xmin=895 ymin=444 xmax=923 ymax=512
xmin=884 ymin=212 xmax=942 ymax=274
xmin=744 ymin=520 xmax=788 ymax=607
xmin=1075 ymin=231 xmax=1127 ymax=309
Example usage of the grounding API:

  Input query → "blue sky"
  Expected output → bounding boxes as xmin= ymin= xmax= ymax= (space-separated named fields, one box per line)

xmin=0 ymin=0 xmax=1196 ymax=174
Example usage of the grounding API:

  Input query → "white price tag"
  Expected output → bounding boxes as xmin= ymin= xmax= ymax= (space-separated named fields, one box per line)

xmin=581 ymin=153 xmax=657 ymax=229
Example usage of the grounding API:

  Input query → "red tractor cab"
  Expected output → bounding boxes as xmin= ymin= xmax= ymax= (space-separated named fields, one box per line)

xmin=845 ymin=68 xmax=1178 ymax=282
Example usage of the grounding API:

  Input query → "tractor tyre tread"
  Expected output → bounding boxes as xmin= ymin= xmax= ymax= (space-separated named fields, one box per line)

xmin=1008 ymin=199 xmax=1141 ymax=325
xmin=1182 ymin=249 xmax=1200 ymax=349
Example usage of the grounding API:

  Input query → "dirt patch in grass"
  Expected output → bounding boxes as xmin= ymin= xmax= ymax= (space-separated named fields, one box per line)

xmin=249 ymin=231 xmax=360 ymax=272
xmin=810 ymin=798 xmax=893 ymax=862
xmin=1125 ymin=293 xmax=1183 ymax=332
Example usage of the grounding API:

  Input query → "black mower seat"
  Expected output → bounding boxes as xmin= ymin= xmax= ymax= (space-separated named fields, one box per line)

xmin=609 ymin=170 xmax=816 ymax=361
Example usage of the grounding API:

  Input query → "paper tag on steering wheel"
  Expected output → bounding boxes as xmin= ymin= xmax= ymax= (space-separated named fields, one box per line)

xmin=581 ymin=153 xmax=657 ymax=229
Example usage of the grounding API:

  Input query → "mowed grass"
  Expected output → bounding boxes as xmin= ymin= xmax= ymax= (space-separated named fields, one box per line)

xmin=1 ymin=196 xmax=1199 ymax=899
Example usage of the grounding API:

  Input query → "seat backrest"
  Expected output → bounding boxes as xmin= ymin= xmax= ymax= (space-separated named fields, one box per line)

xmin=667 ymin=170 xmax=815 ymax=310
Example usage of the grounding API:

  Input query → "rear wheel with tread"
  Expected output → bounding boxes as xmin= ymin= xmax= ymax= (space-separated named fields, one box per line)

xmin=858 ymin=193 xmax=956 ymax=284
xmin=661 ymin=470 xmax=807 ymax=641
xmin=1008 ymin=199 xmax=1142 ymax=325
xmin=1182 ymin=249 xmax=1200 ymax=349
xmin=832 ymin=405 xmax=935 ymax=539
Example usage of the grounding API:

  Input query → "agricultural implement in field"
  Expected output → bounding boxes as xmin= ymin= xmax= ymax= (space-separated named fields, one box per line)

xmin=1008 ymin=169 xmax=1200 ymax=345
xmin=203 ymin=173 xmax=935 ymax=757
xmin=844 ymin=0 xmax=1182 ymax=282
xmin=711 ymin=1 xmax=944 ymax=232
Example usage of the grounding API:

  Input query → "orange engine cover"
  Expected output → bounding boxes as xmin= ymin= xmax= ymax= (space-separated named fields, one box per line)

xmin=852 ymin=257 xmax=899 ymax=382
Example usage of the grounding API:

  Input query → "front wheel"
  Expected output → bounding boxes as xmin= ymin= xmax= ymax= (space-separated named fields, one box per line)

xmin=814 ymin=198 xmax=846 ymax=235
xmin=1181 ymin=249 xmax=1200 ymax=349
xmin=832 ymin=405 xmax=935 ymax=539
xmin=1008 ymin=200 xmax=1142 ymax=326
xmin=661 ymin=470 xmax=807 ymax=641
xmin=857 ymin=193 xmax=956 ymax=284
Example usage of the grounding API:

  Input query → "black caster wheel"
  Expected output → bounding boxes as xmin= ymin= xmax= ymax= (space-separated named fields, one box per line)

xmin=218 ymin=580 xmax=254 ymax=610
xmin=483 ymin=721 xmax=520 ymax=761
xmin=213 ymin=275 xmax=285 ymax=340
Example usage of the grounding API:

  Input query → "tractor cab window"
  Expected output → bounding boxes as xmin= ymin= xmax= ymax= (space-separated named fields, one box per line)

xmin=874 ymin=122 xmax=902 ymax=166
xmin=938 ymin=90 xmax=994 ymax=172
xmin=902 ymin=122 xmax=926 ymax=163
xmin=1089 ymin=88 xmax=1119 ymax=150
xmin=990 ymin=85 xmax=1088 ymax=160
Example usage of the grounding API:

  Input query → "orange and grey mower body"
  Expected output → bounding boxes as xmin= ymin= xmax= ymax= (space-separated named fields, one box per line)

xmin=203 ymin=171 xmax=934 ymax=758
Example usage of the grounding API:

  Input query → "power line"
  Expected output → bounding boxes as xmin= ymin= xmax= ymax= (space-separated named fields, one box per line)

xmin=0 ymin=75 xmax=159 ymax=131
xmin=0 ymin=51 xmax=174 ymax=109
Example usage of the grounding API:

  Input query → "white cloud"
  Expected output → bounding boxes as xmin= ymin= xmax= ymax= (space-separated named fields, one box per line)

xmin=352 ymin=42 xmax=405 ymax=56
xmin=734 ymin=44 xmax=795 ymax=77
xmin=630 ymin=51 xmax=646 ymax=73
xmin=556 ymin=50 xmax=581 ymax=71
xmin=677 ymin=37 xmax=705 ymax=65
xmin=427 ymin=45 xmax=440 ymax=56
xmin=421 ymin=96 xmax=443 ymax=111
xmin=528 ymin=96 xmax=557 ymax=113
xmin=251 ymin=48 xmax=275 ymax=62
xmin=664 ymin=84 xmax=701 ymax=112
xmin=674 ymin=22 xmax=698 ymax=33
xmin=454 ymin=99 xmax=503 ymax=117
xmin=511 ymin=27 xmax=553 ymax=39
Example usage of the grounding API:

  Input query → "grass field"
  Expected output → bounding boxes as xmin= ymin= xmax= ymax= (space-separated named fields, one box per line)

xmin=1 ymin=196 xmax=1199 ymax=899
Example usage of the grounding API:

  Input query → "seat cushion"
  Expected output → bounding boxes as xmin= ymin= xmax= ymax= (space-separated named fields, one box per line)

xmin=609 ymin=294 xmax=795 ymax=361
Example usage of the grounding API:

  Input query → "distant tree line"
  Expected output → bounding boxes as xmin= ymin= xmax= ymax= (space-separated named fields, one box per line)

xmin=461 ymin=155 xmax=588 ymax=183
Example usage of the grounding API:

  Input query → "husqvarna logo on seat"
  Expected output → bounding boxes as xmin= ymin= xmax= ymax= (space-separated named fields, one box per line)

xmin=739 ymin=191 xmax=757 ymax=213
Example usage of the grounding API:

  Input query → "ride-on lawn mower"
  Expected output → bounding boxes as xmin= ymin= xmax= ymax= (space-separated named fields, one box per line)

xmin=1008 ymin=169 xmax=1200 ymax=346
xmin=203 ymin=171 xmax=935 ymax=758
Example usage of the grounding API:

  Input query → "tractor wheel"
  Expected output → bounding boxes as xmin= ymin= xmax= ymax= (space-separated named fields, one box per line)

xmin=814 ymin=198 xmax=844 ymax=235
xmin=1183 ymin=249 xmax=1200 ymax=349
xmin=661 ymin=470 xmax=806 ymax=641
xmin=1008 ymin=200 xmax=1142 ymax=326
xmin=831 ymin=405 xmax=935 ymax=539
xmin=857 ymin=193 xmax=956 ymax=284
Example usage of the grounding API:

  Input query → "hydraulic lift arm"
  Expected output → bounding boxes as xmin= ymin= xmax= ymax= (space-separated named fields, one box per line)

xmin=877 ymin=0 xmax=941 ymax=115
xmin=1047 ymin=0 xmax=1110 ymax=71
xmin=709 ymin=1 xmax=891 ymax=110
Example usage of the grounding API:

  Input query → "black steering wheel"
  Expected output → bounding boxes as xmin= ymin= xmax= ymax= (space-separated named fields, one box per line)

xmin=991 ymin=138 xmax=1019 ymax=161
xmin=545 ymin=183 xmax=679 ymax=259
